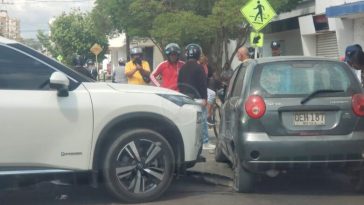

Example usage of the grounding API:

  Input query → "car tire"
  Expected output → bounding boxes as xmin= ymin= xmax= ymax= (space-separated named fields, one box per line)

xmin=233 ymin=152 xmax=255 ymax=193
xmin=215 ymin=142 xmax=228 ymax=163
xmin=355 ymin=171 xmax=364 ymax=193
xmin=102 ymin=128 xmax=175 ymax=203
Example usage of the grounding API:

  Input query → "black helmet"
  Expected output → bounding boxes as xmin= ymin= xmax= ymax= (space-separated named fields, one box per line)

xmin=164 ymin=43 xmax=181 ymax=56
xmin=185 ymin=43 xmax=202 ymax=60
xmin=86 ymin=59 xmax=94 ymax=65
xmin=73 ymin=55 xmax=84 ymax=67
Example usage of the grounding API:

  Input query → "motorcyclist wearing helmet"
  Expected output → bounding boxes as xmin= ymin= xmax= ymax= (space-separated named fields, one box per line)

xmin=150 ymin=43 xmax=184 ymax=91
xmin=178 ymin=43 xmax=211 ymax=148
xmin=72 ymin=55 xmax=94 ymax=79
xmin=125 ymin=47 xmax=151 ymax=85
xmin=178 ymin=43 xmax=207 ymax=101
xmin=86 ymin=59 xmax=98 ymax=80
xmin=112 ymin=57 xmax=128 ymax=83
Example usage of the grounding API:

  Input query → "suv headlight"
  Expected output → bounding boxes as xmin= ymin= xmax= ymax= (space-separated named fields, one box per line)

xmin=157 ymin=94 xmax=198 ymax=107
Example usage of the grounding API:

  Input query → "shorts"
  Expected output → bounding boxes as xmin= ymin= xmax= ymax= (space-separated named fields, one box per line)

xmin=207 ymin=88 xmax=216 ymax=105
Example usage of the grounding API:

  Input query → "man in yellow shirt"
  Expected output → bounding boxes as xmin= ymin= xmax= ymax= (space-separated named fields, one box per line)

xmin=125 ymin=47 xmax=151 ymax=85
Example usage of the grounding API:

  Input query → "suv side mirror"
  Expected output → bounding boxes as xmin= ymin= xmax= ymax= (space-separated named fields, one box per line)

xmin=50 ymin=72 xmax=70 ymax=97
xmin=217 ymin=88 xmax=225 ymax=103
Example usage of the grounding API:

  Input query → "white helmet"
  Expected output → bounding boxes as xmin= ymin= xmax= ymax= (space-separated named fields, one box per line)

xmin=118 ymin=57 xmax=125 ymax=63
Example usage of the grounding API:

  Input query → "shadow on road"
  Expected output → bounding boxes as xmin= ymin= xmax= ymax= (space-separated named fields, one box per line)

xmin=0 ymin=172 xmax=361 ymax=205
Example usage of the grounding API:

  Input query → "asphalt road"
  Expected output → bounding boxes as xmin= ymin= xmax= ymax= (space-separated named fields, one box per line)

xmin=1 ymin=171 xmax=364 ymax=205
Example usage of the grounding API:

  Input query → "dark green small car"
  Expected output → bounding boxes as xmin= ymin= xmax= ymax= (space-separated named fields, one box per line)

xmin=216 ymin=56 xmax=364 ymax=193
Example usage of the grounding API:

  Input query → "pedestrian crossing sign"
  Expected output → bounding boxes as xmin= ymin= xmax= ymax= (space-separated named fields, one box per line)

xmin=250 ymin=32 xmax=264 ymax=48
xmin=241 ymin=0 xmax=277 ymax=32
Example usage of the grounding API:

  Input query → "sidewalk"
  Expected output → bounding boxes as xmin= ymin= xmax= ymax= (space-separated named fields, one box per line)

xmin=187 ymin=131 xmax=233 ymax=187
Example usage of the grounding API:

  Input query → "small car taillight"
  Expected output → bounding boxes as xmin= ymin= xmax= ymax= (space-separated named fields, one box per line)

xmin=352 ymin=93 xmax=364 ymax=117
xmin=245 ymin=95 xmax=266 ymax=119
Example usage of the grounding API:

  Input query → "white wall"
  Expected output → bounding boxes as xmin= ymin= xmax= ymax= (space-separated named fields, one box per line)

xmin=153 ymin=46 xmax=164 ymax=69
xmin=262 ymin=29 xmax=303 ymax=57
xmin=334 ymin=18 xmax=354 ymax=56
xmin=110 ymin=47 xmax=127 ymax=72
xmin=299 ymin=14 xmax=316 ymax=56
xmin=353 ymin=18 xmax=364 ymax=47
xmin=224 ymin=40 xmax=241 ymax=69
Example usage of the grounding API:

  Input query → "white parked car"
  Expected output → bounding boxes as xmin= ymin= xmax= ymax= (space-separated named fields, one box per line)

xmin=0 ymin=37 xmax=203 ymax=203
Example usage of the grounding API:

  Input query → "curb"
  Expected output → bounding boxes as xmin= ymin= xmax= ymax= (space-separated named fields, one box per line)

xmin=186 ymin=170 xmax=233 ymax=187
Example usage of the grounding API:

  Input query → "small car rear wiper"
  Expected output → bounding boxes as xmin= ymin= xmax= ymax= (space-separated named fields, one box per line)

xmin=301 ymin=89 xmax=345 ymax=104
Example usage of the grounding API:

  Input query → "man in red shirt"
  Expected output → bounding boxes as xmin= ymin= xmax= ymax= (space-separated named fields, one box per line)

xmin=150 ymin=43 xmax=184 ymax=91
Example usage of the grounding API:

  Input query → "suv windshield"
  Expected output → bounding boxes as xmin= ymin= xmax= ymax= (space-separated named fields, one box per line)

xmin=254 ymin=61 xmax=361 ymax=97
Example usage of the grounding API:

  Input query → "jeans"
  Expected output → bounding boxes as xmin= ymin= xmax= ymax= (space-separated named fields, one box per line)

xmin=202 ymin=107 xmax=209 ymax=144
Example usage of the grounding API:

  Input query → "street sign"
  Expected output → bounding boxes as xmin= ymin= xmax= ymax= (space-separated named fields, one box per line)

xmin=250 ymin=32 xmax=264 ymax=48
xmin=90 ymin=43 xmax=103 ymax=56
xmin=241 ymin=0 xmax=277 ymax=32
xmin=56 ymin=55 xmax=63 ymax=62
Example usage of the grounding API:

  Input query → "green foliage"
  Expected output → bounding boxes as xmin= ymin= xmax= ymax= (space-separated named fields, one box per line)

xmin=22 ymin=38 xmax=42 ymax=51
xmin=92 ymin=0 xmax=302 ymax=69
xmin=270 ymin=0 xmax=302 ymax=13
xmin=37 ymin=30 xmax=57 ymax=55
xmin=40 ymin=10 xmax=108 ymax=66
xmin=151 ymin=11 xmax=214 ymax=51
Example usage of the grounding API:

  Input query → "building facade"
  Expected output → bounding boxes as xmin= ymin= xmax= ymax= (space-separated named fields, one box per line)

xmin=0 ymin=10 xmax=21 ymax=41
xmin=300 ymin=0 xmax=364 ymax=58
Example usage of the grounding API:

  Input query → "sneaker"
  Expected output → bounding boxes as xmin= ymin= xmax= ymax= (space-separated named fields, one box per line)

xmin=203 ymin=143 xmax=216 ymax=150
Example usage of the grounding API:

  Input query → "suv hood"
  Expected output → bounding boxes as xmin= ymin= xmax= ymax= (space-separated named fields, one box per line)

xmin=83 ymin=82 xmax=183 ymax=96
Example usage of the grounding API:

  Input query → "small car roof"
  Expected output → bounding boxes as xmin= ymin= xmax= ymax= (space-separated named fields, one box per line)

xmin=253 ymin=56 xmax=340 ymax=64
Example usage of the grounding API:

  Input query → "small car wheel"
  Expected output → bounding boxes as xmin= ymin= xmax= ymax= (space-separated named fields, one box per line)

xmin=215 ymin=141 xmax=228 ymax=162
xmin=233 ymin=152 xmax=255 ymax=193
xmin=102 ymin=128 xmax=175 ymax=203
xmin=355 ymin=170 xmax=364 ymax=193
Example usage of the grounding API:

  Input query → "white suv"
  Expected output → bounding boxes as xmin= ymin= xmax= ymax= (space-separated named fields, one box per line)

xmin=0 ymin=37 xmax=203 ymax=202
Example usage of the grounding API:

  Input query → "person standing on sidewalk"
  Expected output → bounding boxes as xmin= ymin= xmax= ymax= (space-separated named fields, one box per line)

xmin=125 ymin=47 xmax=151 ymax=85
xmin=236 ymin=46 xmax=251 ymax=64
xmin=112 ymin=58 xmax=128 ymax=83
xmin=178 ymin=43 xmax=214 ymax=150
xmin=150 ymin=43 xmax=184 ymax=91
xmin=199 ymin=55 xmax=217 ymax=125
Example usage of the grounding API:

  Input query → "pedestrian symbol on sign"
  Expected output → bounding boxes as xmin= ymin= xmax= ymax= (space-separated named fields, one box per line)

xmin=241 ymin=0 xmax=277 ymax=31
xmin=254 ymin=1 xmax=265 ymax=22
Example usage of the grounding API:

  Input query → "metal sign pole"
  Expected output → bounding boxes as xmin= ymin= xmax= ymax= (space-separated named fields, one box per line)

xmin=254 ymin=47 xmax=258 ymax=59
xmin=95 ymin=54 xmax=99 ymax=81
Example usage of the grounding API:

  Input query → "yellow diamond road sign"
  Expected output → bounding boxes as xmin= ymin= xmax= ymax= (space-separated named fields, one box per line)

xmin=241 ymin=0 xmax=277 ymax=32
xmin=90 ymin=43 xmax=103 ymax=56
xmin=250 ymin=32 xmax=264 ymax=48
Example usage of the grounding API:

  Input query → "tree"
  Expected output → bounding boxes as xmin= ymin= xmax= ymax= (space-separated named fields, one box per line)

xmin=22 ymin=38 xmax=42 ymax=51
xmin=39 ymin=9 xmax=108 ymax=66
xmin=151 ymin=11 xmax=215 ymax=56
xmin=37 ymin=30 xmax=58 ymax=55
xmin=93 ymin=0 xmax=141 ymax=59
xmin=208 ymin=0 xmax=302 ymax=72
xmin=92 ymin=0 xmax=301 ymax=70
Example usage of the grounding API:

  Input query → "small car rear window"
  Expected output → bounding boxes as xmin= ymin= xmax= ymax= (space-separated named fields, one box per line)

xmin=254 ymin=61 xmax=361 ymax=97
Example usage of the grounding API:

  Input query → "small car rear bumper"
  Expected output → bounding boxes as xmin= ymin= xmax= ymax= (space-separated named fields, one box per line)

xmin=238 ymin=132 xmax=364 ymax=172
